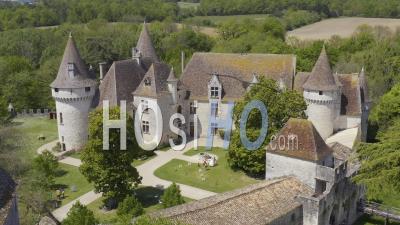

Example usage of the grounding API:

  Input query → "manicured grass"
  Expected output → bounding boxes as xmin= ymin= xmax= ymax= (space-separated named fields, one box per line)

xmin=354 ymin=215 xmax=400 ymax=225
xmin=64 ymin=150 xmax=81 ymax=159
xmin=53 ymin=163 xmax=93 ymax=206
xmin=11 ymin=117 xmax=58 ymax=159
xmin=132 ymin=154 xmax=156 ymax=167
xmin=155 ymin=147 xmax=259 ymax=193
xmin=87 ymin=186 xmax=193 ymax=224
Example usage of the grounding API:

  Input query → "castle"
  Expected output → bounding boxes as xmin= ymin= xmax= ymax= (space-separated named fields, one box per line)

xmin=50 ymin=23 xmax=370 ymax=225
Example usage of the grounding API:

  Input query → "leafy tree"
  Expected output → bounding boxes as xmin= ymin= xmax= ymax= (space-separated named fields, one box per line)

xmin=33 ymin=150 xmax=59 ymax=189
xmin=227 ymin=78 xmax=306 ymax=175
xmin=117 ymin=195 xmax=144 ymax=217
xmin=80 ymin=107 xmax=142 ymax=205
xmin=161 ymin=183 xmax=185 ymax=208
xmin=62 ymin=202 xmax=98 ymax=225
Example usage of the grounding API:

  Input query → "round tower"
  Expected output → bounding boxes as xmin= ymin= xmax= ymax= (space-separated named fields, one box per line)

xmin=302 ymin=46 xmax=340 ymax=140
xmin=50 ymin=34 xmax=97 ymax=151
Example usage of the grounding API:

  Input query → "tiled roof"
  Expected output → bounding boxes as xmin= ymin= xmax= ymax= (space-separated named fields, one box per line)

xmin=329 ymin=142 xmax=352 ymax=161
xmin=338 ymin=74 xmax=362 ymax=116
xmin=302 ymin=47 xmax=338 ymax=91
xmin=50 ymin=35 xmax=97 ymax=89
xmin=134 ymin=62 xmax=171 ymax=98
xmin=151 ymin=177 xmax=313 ymax=225
xmin=137 ymin=22 xmax=159 ymax=63
xmin=266 ymin=118 xmax=333 ymax=162
xmin=97 ymin=59 xmax=146 ymax=107
xmin=293 ymin=72 xmax=311 ymax=92
xmin=0 ymin=169 xmax=16 ymax=225
xmin=181 ymin=53 xmax=296 ymax=100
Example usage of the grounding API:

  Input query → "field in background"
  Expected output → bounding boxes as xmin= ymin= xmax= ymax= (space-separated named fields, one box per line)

xmin=178 ymin=1 xmax=199 ymax=9
xmin=287 ymin=17 xmax=400 ymax=40
xmin=183 ymin=14 xmax=271 ymax=26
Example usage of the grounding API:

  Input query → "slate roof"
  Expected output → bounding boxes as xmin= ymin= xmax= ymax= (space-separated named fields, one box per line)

xmin=151 ymin=177 xmax=313 ymax=225
xmin=338 ymin=74 xmax=362 ymax=116
xmin=134 ymin=62 xmax=171 ymax=98
xmin=302 ymin=47 xmax=338 ymax=91
xmin=97 ymin=59 xmax=146 ymax=107
xmin=0 ymin=169 xmax=16 ymax=225
xmin=181 ymin=53 xmax=296 ymax=101
xmin=266 ymin=118 xmax=333 ymax=162
xmin=50 ymin=35 xmax=97 ymax=89
xmin=137 ymin=22 xmax=159 ymax=62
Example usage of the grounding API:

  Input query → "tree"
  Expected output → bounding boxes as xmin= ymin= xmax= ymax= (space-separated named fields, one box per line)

xmin=62 ymin=202 xmax=97 ymax=225
xmin=80 ymin=107 xmax=142 ymax=205
xmin=161 ymin=183 xmax=185 ymax=208
xmin=353 ymin=83 xmax=400 ymax=200
xmin=117 ymin=195 xmax=144 ymax=217
xmin=227 ymin=78 xmax=306 ymax=175
xmin=33 ymin=150 xmax=59 ymax=189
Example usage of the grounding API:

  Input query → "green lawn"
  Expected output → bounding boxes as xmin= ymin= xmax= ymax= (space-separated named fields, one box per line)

xmin=87 ymin=186 xmax=192 ymax=224
xmin=155 ymin=147 xmax=259 ymax=193
xmin=64 ymin=150 xmax=81 ymax=159
xmin=53 ymin=163 xmax=93 ymax=206
xmin=355 ymin=215 xmax=400 ymax=225
xmin=11 ymin=117 xmax=58 ymax=159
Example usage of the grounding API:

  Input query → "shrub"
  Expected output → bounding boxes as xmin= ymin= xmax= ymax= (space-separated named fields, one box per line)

xmin=117 ymin=195 xmax=144 ymax=217
xmin=62 ymin=202 xmax=97 ymax=225
xmin=161 ymin=183 xmax=185 ymax=208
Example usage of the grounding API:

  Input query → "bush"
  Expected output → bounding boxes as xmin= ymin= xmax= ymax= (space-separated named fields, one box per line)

xmin=117 ymin=195 xmax=144 ymax=217
xmin=218 ymin=129 xmax=225 ymax=139
xmin=62 ymin=202 xmax=97 ymax=225
xmin=161 ymin=183 xmax=185 ymax=208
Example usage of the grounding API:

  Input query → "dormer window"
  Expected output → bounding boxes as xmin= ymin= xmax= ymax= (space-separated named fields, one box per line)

xmin=210 ymin=86 xmax=219 ymax=98
xmin=144 ymin=78 xmax=151 ymax=86
xmin=67 ymin=63 xmax=75 ymax=78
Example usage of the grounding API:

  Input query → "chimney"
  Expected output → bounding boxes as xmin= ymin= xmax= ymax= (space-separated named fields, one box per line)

xmin=181 ymin=51 xmax=185 ymax=73
xmin=99 ymin=62 xmax=106 ymax=82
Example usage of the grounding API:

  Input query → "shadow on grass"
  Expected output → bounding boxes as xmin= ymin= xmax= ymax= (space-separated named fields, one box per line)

xmin=135 ymin=186 xmax=164 ymax=208
xmin=55 ymin=169 xmax=68 ymax=177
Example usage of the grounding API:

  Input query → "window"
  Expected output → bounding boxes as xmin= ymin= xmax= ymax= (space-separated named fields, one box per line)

xmin=61 ymin=136 xmax=64 ymax=142
xmin=211 ymin=102 xmax=218 ymax=117
xmin=210 ymin=122 xmax=218 ymax=135
xmin=144 ymin=78 xmax=151 ymax=86
xmin=210 ymin=86 xmax=219 ymax=98
xmin=190 ymin=102 xmax=197 ymax=114
xmin=59 ymin=112 xmax=63 ymax=124
xmin=141 ymin=100 xmax=149 ymax=113
xmin=54 ymin=88 xmax=59 ymax=92
xmin=319 ymin=91 xmax=323 ymax=95
xmin=85 ymin=87 xmax=91 ymax=92
xmin=67 ymin=63 xmax=75 ymax=78
xmin=177 ymin=105 xmax=182 ymax=114
xmin=142 ymin=120 xmax=149 ymax=134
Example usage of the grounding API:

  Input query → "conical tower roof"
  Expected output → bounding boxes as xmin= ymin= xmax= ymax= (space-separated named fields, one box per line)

xmin=136 ymin=22 xmax=159 ymax=62
xmin=167 ymin=67 xmax=178 ymax=82
xmin=303 ymin=46 xmax=338 ymax=91
xmin=50 ymin=34 xmax=97 ymax=88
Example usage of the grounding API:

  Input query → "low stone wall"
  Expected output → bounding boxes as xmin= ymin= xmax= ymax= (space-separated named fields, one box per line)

xmin=15 ymin=109 xmax=54 ymax=117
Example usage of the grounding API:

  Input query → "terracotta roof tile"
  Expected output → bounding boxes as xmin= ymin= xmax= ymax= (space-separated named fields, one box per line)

xmin=181 ymin=53 xmax=296 ymax=100
xmin=266 ymin=118 xmax=333 ymax=162
xmin=151 ymin=177 xmax=313 ymax=225
xmin=338 ymin=74 xmax=362 ymax=116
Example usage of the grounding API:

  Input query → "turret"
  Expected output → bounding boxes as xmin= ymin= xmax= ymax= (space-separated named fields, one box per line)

xmin=167 ymin=67 xmax=178 ymax=104
xmin=132 ymin=22 xmax=159 ymax=64
xmin=247 ymin=73 xmax=259 ymax=91
xmin=302 ymin=46 xmax=340 ymax=140
xmin=50 ymin=33 xmax=97 ymax=151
